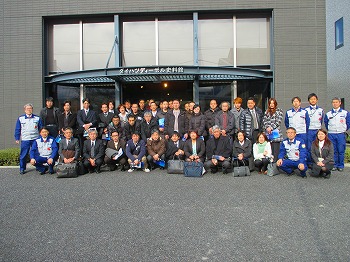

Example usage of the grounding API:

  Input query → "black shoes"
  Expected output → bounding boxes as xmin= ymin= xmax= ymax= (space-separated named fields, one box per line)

xmin=337 ymin=168 xmax=343 ymax=172
xmin=19 ymin=170 xmax=25 ymax=175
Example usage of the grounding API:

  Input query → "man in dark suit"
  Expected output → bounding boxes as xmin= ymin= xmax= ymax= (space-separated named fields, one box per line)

xmin=83 ymin=129 xmax=105 ymax=173
xmin=104 ymin=131 xmax=128 ymax=171
xmin=58 ymin=127 xmax=80 ymax=163
xmin=98 ymin=102 xmax=114 ymax=138
xmin=77 ymin=98 xmax=98 ymax=151
xmin=239 ymin=97 xmax=263 ymax=142
xmin=58 ymin=100 xmax=77 ymax=135
xmin=204 ymin=125 xmax=233 ymax=174
xmin=215 ymin=101 xmax=235 ymax=139
xmin=140 ymin=111 xmax=158 ymax=142
xmin=165 ymin=131 xmax=185 ymax=160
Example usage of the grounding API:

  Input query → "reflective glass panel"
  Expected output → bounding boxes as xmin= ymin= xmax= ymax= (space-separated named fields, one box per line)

xmin=50 ymin=24 xmax=80 ymax=72
xmin=123 ymin=21 xmax=156 ymax=66
xmin=335 ymin=17 xmax=344 ymax=49
xmin=199 ymin=83 xmax=232 ymax=110
xmin=198 ymin=19 xmax=234 ymax=66
xmin=236 ymin=18 xmax=270 ymax=66
xmin=85 ymin=86 xmax=115 ymax=113
xmin=159 ymin=20 xmax=193 ymax=65
xmin=56 ymin=85 xmax=81 ymax=113
xmin=83 ymin=22 xmax=115 ymax=69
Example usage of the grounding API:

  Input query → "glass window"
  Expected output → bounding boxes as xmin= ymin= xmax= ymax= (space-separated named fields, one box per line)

xmin=85 ymin=85 xmax=115 ymax=113
xmin=50 ymin=23 xmax=80 ymax=73
xmin=83 ymin=22 xmax=115 ymax=69
xmin=335 ymin=17 xmax=344 ymax=49
xmin=158 ymin=20 xmax=193 ymax=65
xmin=198 ymin=19 xmax=234 ymax=66
xmin=56 ymin=85 xmax=81 ymax=113
xmin=123 ymin=21 xmax=156 ymax=66
xmin=236 ymin=18 xmax=270 ymax=66
xmin=199 ymin=83 xmax=232 ymax=110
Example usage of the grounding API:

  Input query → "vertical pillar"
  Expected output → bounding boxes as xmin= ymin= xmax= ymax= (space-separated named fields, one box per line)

xmin=193 ymin=12 xmax=199 ymax=104
xmin=114 ymin=15 xmax=121 ymax=106
xmin=231 ymin=81 xmax=237 ymax=108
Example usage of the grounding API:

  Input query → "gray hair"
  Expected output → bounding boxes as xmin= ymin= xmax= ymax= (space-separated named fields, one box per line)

xmin=24 ymin=103 xmax=33 ymax=109
xmin=144 ymin=111 xmax=152 ymax=117
xmin=88 ymin=128 xmax=98 ymax=134
xmin=212 ymin=125 xmax=221 ymax=132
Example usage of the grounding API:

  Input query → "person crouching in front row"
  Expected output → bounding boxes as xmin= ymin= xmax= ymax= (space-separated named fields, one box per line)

xmin=309 ymin=129 xmax=334 ymax=179
xmin=276 ymin=127 xmax=307 ymax=178
xmin=204 ymin=125 xmax=233 ymax=174
xmin=58 ymin=127 xmax=80 ymax=164
xmin=232 ymin=131 xmax=254 ymax=170
xmin=104 ymin=130 xmax=128 ymax=171
xmin=125 ymin=131 xmax=149 ymax=173
xmin=82 ymin=129 xmax=105 ymax=174
xmin=30 ymin=127 xmax=58 ymax=175
xmin=147 ymin=129 xmax=166 ymax=170
xmin=184 ymin=130 xmax=206 ymax=163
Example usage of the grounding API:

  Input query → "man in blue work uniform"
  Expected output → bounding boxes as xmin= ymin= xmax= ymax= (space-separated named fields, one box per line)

xmin=305 ymin=93 xmax=324 ymax=166
xmin=285 ymin=96 xmax=310 ymax=145
xmin=14 ymin=103 xmax=43 ymax=175
xmin=30 ymin=127 xmax=58 ymax=175
xmin=324 ymin=97 xmax=350 ymax=172
xmin=277 ymin=127 xmax=308 ymax=178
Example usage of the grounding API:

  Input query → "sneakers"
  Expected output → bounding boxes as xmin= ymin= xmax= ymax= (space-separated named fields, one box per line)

xmin=128 ymin=168 xmax=134 ymax=173
xmin=144 ymin=168 xmax=150 ymax=173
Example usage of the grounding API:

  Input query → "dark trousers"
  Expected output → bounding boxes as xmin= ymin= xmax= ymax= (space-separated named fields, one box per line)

xmin=83 ymin=158 xmax=103 ymax=172
xmin=34 ymin=156 xmax=55 ymax=173
xmin=104 ymin=156 xmax=128 ymax=170
xmin=254 ymin=158 xmax=269 ymax=172
xmin=204 ymin=159 xmax=232 ymax=174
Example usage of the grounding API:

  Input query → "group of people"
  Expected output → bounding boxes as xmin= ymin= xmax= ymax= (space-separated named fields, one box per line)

xmin=14 ymin=93 xmax=349 ymax=179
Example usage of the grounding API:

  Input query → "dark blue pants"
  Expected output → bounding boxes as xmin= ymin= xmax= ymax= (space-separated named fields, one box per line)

xmin=34 ymin=156 xmax=54 ymax=173
xmin=279 ymin=159 xmax=307 ymax=176
xmin=328 ymin=133 xmax=346 ymax=168
xmin=20 ymin=140 xmax=34 ymax=171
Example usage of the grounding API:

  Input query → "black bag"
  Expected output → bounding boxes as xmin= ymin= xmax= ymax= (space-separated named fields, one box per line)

xmin=167 ymin=156 xmax=184 ymax=174
xmin=56 ymin=162 xmax=78 ymax=178
xmin=184 ymin=161 xmax=204 ymax=177
xmin=233 ymin=159 xmax=250 ymax=177
xmin=267 ymin=162 xmax=279 ymax=177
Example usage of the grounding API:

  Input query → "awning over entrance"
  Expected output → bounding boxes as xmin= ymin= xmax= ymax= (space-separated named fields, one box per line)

xmin=45 ymin=66 xmax=272 ymax=84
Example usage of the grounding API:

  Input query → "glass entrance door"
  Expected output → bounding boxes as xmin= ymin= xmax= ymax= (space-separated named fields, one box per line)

xmin=122 ymin=81 xmax=193 ymax=104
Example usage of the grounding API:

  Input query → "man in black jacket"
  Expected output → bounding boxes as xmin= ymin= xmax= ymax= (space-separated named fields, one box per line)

xmin=165 ymin=131 xmax=185 ymax=160
xmin=204 ymin=125 xmax=233 ymax=174
xmin=204 ymin=99 xmax=220 ymax=139
xmin=164 ymin=99 xmax=188 ymax=140
xmin=40 ymin=97 xmax=60 ymax=138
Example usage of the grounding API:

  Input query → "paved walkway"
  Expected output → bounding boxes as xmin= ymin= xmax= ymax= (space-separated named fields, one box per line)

xmin=1 ymin=167 xmax=349 ymax=261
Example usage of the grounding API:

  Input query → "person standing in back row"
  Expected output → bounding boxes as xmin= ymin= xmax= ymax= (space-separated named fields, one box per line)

xmin=324 ymin=97 xmax=350 ymax=172
xmin=239 ymin=97 xmax=263 ymax=142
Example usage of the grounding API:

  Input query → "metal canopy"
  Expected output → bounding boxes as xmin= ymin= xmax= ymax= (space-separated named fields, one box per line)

xmin=45 ymin=66 xmax=272 ymax=85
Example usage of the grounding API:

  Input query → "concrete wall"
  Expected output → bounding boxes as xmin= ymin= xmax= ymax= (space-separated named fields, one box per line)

xmin=0 ymin=0 xmax=326 ymax=149
xmin=326 ymin=0 xmax=350 ymax=110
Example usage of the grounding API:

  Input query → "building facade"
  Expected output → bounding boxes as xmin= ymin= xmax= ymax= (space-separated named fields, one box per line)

xmin=0 ymin=0 xmax=326 ymax=149
xmin=326 ymin=0 xmax=349 ymax=107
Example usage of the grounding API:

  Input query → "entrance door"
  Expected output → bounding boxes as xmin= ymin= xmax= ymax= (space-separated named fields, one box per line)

xmin=122 ymin=81 xmax=193 ymax=104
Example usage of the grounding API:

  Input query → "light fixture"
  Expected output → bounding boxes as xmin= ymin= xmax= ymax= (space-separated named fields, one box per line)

xmin=163 ymin=83 xmax=168 ymax=88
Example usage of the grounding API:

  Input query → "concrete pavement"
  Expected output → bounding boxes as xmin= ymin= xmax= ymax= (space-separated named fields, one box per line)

xmin=0 ymin=166 xmax=349 ymax=261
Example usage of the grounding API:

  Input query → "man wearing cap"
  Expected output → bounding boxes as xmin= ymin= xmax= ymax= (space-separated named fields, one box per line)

xmin=204 ymin=125 xmax=232 ymax=174
xmin=15 ymin=103 xmax=43 ymax=175
xmin=125 ymin=131 xmax=149 ymax=172
xmin=277 ymin=127 xmax=308 ymax=178
xmin=324 ymin=97 xmax=350 ymax=172
xmin=40 ymin=97 xmax=60 ymax=138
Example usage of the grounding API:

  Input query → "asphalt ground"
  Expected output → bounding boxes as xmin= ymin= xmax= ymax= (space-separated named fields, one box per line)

xmin=0 ymin=165 xmax=349 ymax=261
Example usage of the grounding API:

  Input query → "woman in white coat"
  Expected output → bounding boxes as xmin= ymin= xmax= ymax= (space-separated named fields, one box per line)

xmin=253 ymin=132 xmax=272 ymax=174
